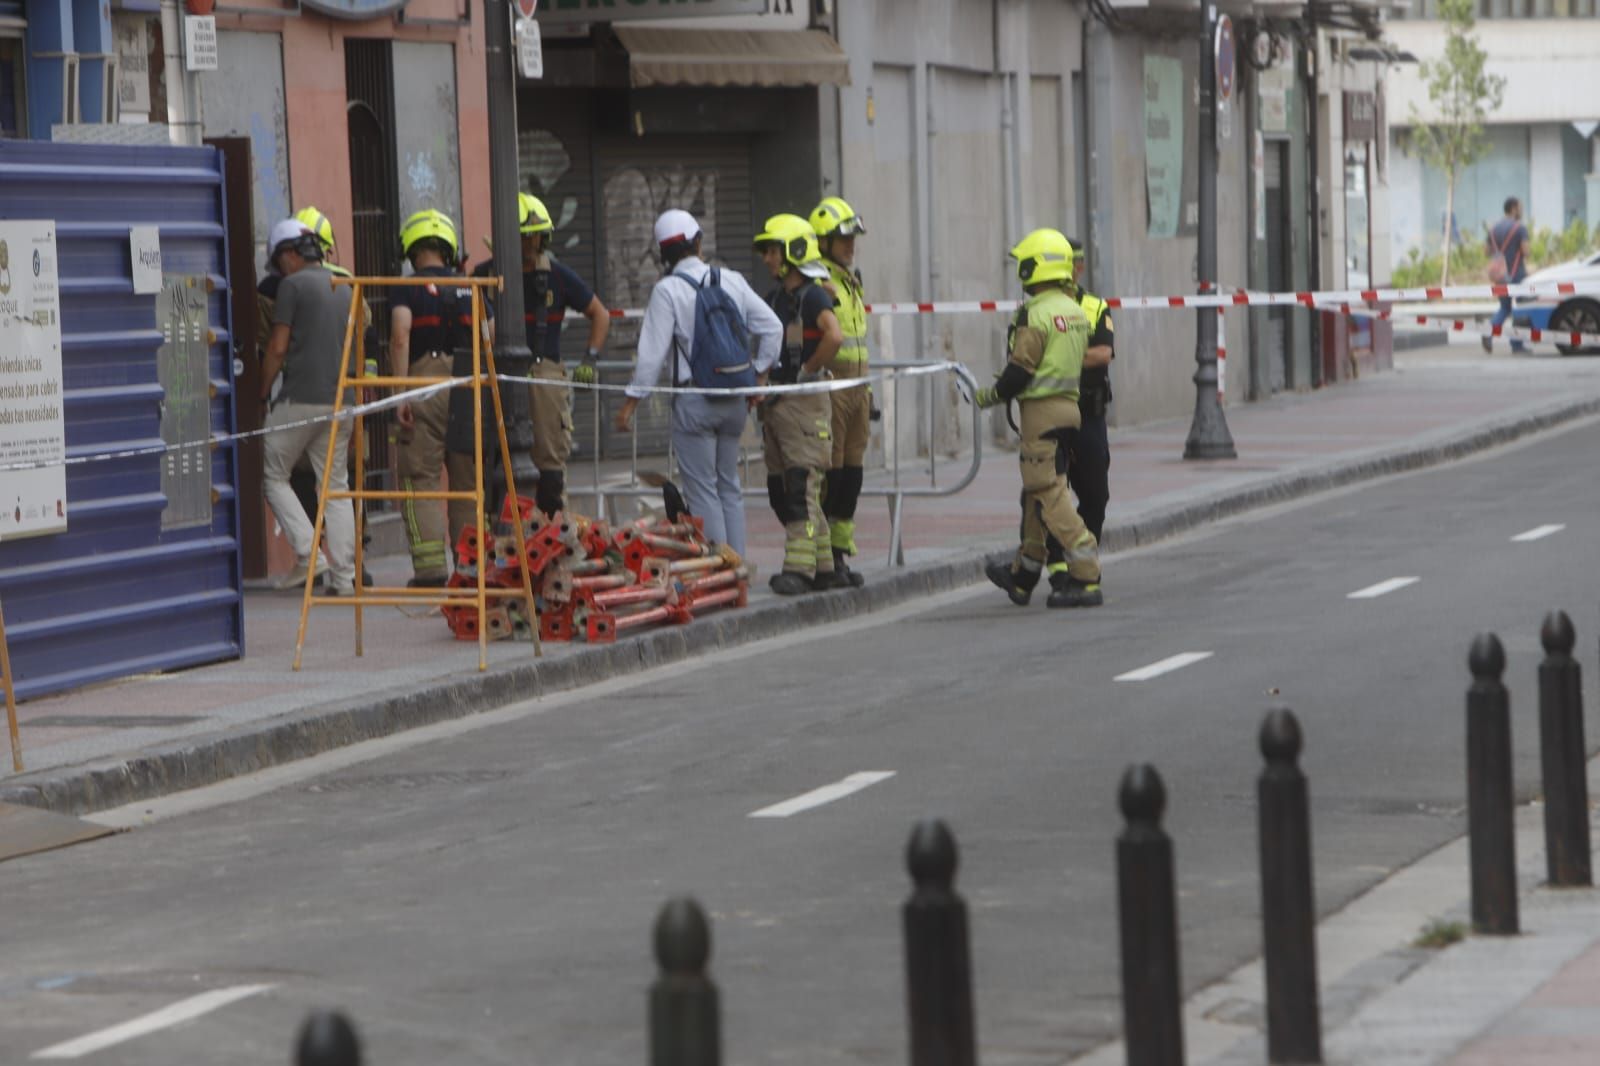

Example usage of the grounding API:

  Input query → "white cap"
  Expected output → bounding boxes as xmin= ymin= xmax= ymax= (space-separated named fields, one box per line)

xmin=654 ymin=209 xmax=700 ymax=249
xmin=269 ymin=218 xmax=311 ymax=254
xmin=798 ymin=261 xmax=830 ymax=280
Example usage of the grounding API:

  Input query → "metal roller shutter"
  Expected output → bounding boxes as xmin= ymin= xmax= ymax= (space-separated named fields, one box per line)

xmin=592 ymin=134 xmax=756 ymax=458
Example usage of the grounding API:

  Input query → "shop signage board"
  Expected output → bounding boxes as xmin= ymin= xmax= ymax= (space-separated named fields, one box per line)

xmin=537 ymin=0 xmax=764 ymax=23
xmin=183 ymin=16 xmax=218 ymax=72
xmin=1143 ymin=55 xmax=1185 ymax=239
xmin=0 ymin=221 xmax=67 ymax=541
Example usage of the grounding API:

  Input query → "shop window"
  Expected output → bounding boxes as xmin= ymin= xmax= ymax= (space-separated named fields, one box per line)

xmin=0 ymin=35 xmax=24 ymax=138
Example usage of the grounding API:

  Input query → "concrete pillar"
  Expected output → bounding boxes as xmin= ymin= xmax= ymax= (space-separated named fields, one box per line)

xmin=1529 ymin=124 xmax=1564 ymax=231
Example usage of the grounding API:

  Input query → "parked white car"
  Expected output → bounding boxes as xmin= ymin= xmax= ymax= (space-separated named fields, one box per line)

xmin=1513 ymin=251 xmax=1600 ymax=355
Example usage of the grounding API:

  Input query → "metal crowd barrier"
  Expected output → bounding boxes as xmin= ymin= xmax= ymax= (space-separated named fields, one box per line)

xmin=573 ymin=359 xmax=983 ymax=567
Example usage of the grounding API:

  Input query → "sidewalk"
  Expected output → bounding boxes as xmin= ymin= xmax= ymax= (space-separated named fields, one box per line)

xmin=6 ymin=343 xmax=1600 ymax=817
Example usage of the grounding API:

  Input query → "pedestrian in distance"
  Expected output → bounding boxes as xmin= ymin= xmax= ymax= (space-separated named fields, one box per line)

xmin=615 ymin=209 xmax=783 ymax=559
xmin=258 ymin=218 xmax=359 ymax=595
xmin=754 ymin=213 xmax=849 ymax=595
xmin=474 ymin=192 xmax=610 ymax=518
xmin=810 ymin=196 xmax=872 ymax=587
xmin=390 ymin=208 xmax=477 ymax=588
xmin=1485 ymin=197 xmax=1529 ymax=355
xmin=976 ymin=228 xmax=1103 ymax=609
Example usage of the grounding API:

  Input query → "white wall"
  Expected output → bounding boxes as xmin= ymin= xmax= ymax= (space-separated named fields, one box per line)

xmin=1388 ymin=20 xmax=1600 ymax=126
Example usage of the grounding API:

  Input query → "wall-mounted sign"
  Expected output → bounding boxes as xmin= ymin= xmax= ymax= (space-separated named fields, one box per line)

xmin=537 ymin=0 xmax=764 ymax=24
xmin=0 ymin=221 xmax=68 ymax=541
xmin=517 ymin=17 xmax=545 ymax=79
xmin=1144 ymin=54 xmax=1185 ymax=239
xmin=130 ymin=226 xmax=162 ymax=295
xmin=1343 ymin=90 xmax=1377 ymax=142
xmin=299 ymin=0 xmax=413 ymax=19
xmin=114 ymin=16 xmax=151 ymax=119
xmin=183 ymin=15 xmax=218 ymax=72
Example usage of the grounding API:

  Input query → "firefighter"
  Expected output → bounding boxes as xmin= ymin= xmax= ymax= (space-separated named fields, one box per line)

xmin=809 ymin=195 xmax=871 ymax=587
xmin=974 ymin=228 xmax=1103 ymax=609
xmin=474 ymin=193 xmax=610 ymax=518
xmin=391 ymin=208 xmax=476 ymax=586
xmin=754 ymin=214 xmax=847 ymax=594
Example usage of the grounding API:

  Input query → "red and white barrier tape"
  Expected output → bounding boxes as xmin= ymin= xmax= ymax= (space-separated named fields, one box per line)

xmin=1321 ymin=304 xmax=1600 ymax=349
xmin=578 ymin=279 xmax=1600 ymax=321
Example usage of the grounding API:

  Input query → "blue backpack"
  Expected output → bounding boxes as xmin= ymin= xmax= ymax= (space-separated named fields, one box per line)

xmin=670 ymin=268 xmax=757 ymax=389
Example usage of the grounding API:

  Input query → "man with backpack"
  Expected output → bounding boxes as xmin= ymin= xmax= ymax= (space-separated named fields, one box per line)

xmin=1485 ymin=197 xmax=1528 ymax=354
xmin=616 ymin=209 xmax=782 ymax=558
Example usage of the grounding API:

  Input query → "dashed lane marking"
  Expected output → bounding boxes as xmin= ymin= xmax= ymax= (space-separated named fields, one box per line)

xmin=30 ymin=985 xmax=276 ymax=1060
xmin=1347 ymin=577 xmax=1420 ymax=600
xmin=748 ymin=771 xmax=896 ymax=818
xmin=1114 ymin=652 xmax=1215 ymax=682
xmin=1511 ymin=524 xmax=1565 ymax=543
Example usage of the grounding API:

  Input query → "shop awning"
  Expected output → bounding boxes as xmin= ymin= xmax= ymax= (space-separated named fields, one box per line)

xmin=614 ymin=27 xmax=850 ymax=89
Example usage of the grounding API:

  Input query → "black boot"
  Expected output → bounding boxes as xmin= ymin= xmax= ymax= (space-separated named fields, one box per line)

xmin=810 ymin=569 xmax=851 ymax=591
xmin=986 ymin=561 xmax=1039 ymax=606
xmin=1046 ymin=572 xmax=1103 ymax=608
xmin=832 ymin=548 xmax=866 ymax=588
xmin=770 ymin=572 xmax=813 ymax=596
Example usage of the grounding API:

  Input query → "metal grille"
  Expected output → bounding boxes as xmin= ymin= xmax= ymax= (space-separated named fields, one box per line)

xmin=345 ymin=39 xmax=400 ymax=506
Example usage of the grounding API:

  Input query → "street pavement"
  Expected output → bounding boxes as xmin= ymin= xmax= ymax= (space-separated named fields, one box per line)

xmin=7 ymin=341 xmax=1600 ymax=816
xmin=1 ymin=389 xmax=1600 ymax=1064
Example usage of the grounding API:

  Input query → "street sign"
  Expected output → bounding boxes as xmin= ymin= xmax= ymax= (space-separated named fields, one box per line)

xmin=1214 ymin=15 xmax=1235 ymax=108
xmin=182 ymin=15 xmax=217 ymax=73
xmin=515 ymin=0 xmax=537 ymax=19
xmin=516 ymin=17 xmax=544 ymax=80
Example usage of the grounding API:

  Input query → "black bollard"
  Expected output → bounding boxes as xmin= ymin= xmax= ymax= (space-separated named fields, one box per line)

xmin=1539 ymin=610 xmax=1592 ymax=887
xmin=1116 ymin=764 xmax=1185 ymax=1066
xmin=903 ymin=819 xmax=978 ymax=1066
xmin=1467 ymin=633 xmax=1519 ymax=934
xmin=1257 ymin=708 xmax=1323 ymax=1064
xmin=650 ymin=897 xmax=720 ymax=1066
xmin=295 ymin=1010 xmax=361 ymax=1066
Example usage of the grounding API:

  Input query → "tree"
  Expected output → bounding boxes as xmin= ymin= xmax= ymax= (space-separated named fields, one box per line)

xmin=1409 ymin=0 xmax=1505 ymax=284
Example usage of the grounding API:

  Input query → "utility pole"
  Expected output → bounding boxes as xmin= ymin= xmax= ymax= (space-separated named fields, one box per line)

xmin=1184 ymin=2 xmax=1237 ymax=461
xmin=482 ymin=0 xmax=538 ymax=497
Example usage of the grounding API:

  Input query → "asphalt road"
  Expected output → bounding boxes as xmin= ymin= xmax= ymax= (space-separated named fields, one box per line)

xmin=3 ymin=416 xmax=1598 ymax=1066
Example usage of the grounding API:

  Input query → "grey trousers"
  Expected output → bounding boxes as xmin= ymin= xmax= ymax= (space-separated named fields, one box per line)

xmin=671 ymin=393 xmax=750 ymax=556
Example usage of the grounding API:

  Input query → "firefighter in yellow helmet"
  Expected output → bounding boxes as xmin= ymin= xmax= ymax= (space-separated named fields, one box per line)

xmin=474 ymin=192 xmax=610 ymax=518
xmin=974 ymin=228 xmax=1103 ymax=608
xmin=753 ymin=214 xmax=848 ymax=594
xmin=809 ymin=195 xmax=870 ymax=587
xmin=390 ymin=208 xmax=478 ymax=585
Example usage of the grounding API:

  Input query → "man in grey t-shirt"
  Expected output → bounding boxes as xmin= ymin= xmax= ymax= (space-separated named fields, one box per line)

xmin=260 ymin=218 xmax=357 ymax=593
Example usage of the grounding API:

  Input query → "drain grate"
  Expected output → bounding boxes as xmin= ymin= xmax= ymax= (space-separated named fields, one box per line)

xmin=28 ymin=715 xmax=205 ymax=728
xmin=305 ymin=770 xmax=518 ymax=793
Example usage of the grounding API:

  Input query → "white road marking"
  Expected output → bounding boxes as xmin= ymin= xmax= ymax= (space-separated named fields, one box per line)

xmin=1347 ymin=577 xmax=1420 ymax=600
xmin=1511 ymin=524 xmax=1565 ymax=542
xmin=748 ymin=771 xmax=896 ymax=818
xmin=31 ymin=984 xmax=275 ymax=1060
xmin=1114 ymin=652 xmax=1214 ymax=682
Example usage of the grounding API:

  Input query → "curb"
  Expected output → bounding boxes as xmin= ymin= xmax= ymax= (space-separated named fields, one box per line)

xmin=6 ymin=391 xmax=1600 ymax=817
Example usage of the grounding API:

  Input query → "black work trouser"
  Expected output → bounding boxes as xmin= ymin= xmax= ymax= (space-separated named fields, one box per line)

xmin=1043 ymin=411 xmax=1110 ymax=568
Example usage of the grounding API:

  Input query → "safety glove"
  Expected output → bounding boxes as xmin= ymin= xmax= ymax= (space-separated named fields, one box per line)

xmin=572 ymin=348 xmax=600 ymax=386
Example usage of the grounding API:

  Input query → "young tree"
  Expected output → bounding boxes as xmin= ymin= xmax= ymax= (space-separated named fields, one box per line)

xmin=1409 ymin=0 xmax=1505 ymax=284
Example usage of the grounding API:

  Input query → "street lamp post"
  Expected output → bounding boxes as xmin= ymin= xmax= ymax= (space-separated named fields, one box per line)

xmin=1184 ymin=1 xmax=1238 ymax=461
xmin=482 ymin=0 xmax=539 ymax=499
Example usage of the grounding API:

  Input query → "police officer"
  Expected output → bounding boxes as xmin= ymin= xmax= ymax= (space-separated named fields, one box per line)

xmin=392 ymin=209 xmax=477 ymax=584
xmin=475 ymin=193 xmax=610 ymax=518
xmin=975 ymin=228 xmax=1103 ymax=609
xmin=754 ymin=214 xmax=847 ymax=595
xmin=809 ymin=196 xmax=870 ymax=588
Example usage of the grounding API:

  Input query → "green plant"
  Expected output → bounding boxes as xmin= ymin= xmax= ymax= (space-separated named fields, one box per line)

xmin=1414 ymin=918 xmax=1468 ymax=949
xmin=1410 ymin=0 xmax=1505 ymax=284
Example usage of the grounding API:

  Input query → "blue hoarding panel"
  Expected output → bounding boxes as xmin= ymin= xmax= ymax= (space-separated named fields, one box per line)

xmin=0 ymin=141 xmax=242 ymax=699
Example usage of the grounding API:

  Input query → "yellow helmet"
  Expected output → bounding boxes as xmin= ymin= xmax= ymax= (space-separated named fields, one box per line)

xmin=399 ymin=208 xmax=459 ymax=264
xmin=518 ymin=192 xmax=553 ymax=236
xmin=294 ymin=206 xmax=336 ymax=257
xmin=1010 ymin=228 xmax=1074 ymax=286
xmin=753 ymin=213 xmax=828 ymax=278
xmin=809 ymin=196 xmax=867 ymax=239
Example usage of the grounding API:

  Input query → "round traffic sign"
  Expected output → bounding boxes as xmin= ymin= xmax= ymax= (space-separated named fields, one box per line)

xmin=1215 ymin=15 xmax=1236 ymax=106
xmin=515 ymin=0 xmax=538 ymax=20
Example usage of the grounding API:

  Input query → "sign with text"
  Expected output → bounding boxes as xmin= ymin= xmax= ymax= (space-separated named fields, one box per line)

xmin=1143 ymin=54 xmax=1185 ymax=239
xmin=1343 ymin=91 xmax=1377 ymax=142
xmin=537 ymin=0 xmax=764 ymax=24
xmin=0 ymin=221 xmax=67 ymax=541
xmin=517 ymin=16 xmax=545 ymax=79
xmin=130 ymin=226 xmax=162 ymax=295
xmin=114 ymin=16 xmax=151 ymax=118
xmin=183 ymin=15 xmax=218 ymax=72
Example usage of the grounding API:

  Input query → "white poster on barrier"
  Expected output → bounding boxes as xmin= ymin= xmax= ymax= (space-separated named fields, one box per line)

xmin=0 ymin=221 xmax=67 ymax=540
